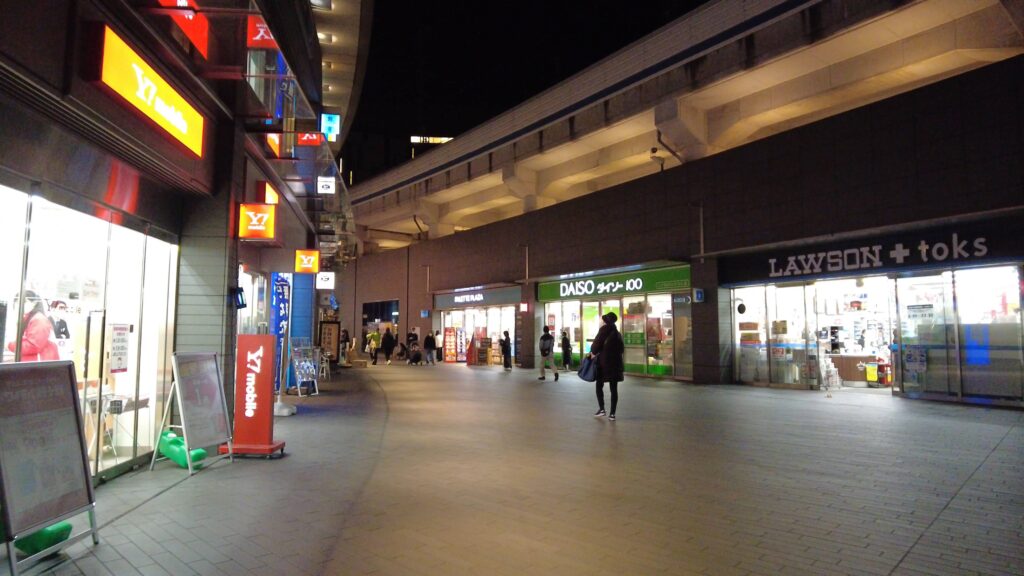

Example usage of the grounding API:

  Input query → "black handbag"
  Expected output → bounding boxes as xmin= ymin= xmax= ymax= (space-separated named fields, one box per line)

xmin=577 ymin=355 xmax=598 ymax=382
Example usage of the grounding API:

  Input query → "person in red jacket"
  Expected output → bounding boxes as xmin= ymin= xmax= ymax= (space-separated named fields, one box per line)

xmin=7 ymin=290 xmax=59 ymax=362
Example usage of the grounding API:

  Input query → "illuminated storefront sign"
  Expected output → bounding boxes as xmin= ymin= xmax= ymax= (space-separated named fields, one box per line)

xmin=321 ymin=114 xmax=340 ymax=142
xmin=315 ymin=272 xmax=335 ymax=290
xmin=246 ymin=15 xmax=278 ymax=49
xmin=266 ymin=133 xmax=280 ymax=157
xmin=262 ymin=182 xmax=278 ymax=204
xmin=294 ymin=250 xmax=320 ymax=273
xmin=239 ymin=203 xmax=276 ymax=240
xmin=434 ymin=286 xmax=521 ymax=309
xmin=537 ymin=266 xmax=690 ymax=301
xmin=317 ymin=176 xmax=335 ymax=195
xmin=157 ymin=0 xmax=209 ymax=59
xmin=99 ymin=26 xmax=205 ymax=156
xmin=297 ymin=132 xmax=324 ymax=146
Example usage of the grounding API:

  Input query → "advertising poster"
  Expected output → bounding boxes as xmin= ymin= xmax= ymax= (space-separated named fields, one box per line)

xmin=444 ymin=327 xmax=457 ymax=363
xmin=0 ymin=363 xmax=91 ymax=534
xmin=109 ymin=324 xmax=130 ymax=373
xmin=174 ymin=354 xmax=229 ymax=450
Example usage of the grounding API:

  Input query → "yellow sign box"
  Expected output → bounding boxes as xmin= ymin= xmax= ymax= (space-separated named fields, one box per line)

xmin=294 ymin=250 xmax=320 ymax=273
xmin=100 ymin=26 xmax=205 ymax=156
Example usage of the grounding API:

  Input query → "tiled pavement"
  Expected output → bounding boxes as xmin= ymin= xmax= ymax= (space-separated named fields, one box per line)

xmin=4 ymin=364 xmax=1022 ymax=575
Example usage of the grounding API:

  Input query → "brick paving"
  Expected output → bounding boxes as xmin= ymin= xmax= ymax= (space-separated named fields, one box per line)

xmin=4 ymin=364 xmax=1022 ymax=575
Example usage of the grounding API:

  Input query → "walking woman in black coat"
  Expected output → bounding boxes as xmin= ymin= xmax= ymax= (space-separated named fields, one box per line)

xmin=560 ymin=331 xmax=572 ymax=371
xmin=588 ymin=312 xmax=624 ymax=420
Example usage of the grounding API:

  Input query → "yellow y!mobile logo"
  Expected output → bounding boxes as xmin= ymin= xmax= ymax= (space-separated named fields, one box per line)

xmin=100 ymin=26 xmax=205 ymax=156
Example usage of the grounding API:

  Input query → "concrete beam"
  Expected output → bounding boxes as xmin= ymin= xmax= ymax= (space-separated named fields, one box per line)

xmin=440 ymin=185 xmax=518 ymax=224
xmin=654 ymin=100 xmax=711 ymax=161
xmin=1000 ymin=0 xmax=1024 ymax=36
xmin=500 ymin=165 xmax=538 ymax=199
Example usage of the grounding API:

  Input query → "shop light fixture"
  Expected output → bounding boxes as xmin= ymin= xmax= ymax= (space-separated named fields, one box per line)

xmin=317 ymin=32 xmax=334 ymax=43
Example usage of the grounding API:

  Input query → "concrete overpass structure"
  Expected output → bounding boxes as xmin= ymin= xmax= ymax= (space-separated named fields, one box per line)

xmin=349 ymin=0 xmax=1024 ymax=252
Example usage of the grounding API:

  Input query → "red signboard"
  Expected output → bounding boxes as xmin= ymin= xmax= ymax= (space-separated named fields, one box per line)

xmin=157 ymin=0 xmax=209 ymax=59
xmin=228 ymin=335 xmax=284 ymax=455
xmin=246 ymin=15 xmax=278 ymax=50
xmin=444 ymin=327 xmax=457 ymax=363
xmin=296 ymin=132 xmax=324 ymax=146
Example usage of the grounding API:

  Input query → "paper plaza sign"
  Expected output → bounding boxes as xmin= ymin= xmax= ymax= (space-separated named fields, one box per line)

xmin=99 ymin=26 xmax=205 ymax=156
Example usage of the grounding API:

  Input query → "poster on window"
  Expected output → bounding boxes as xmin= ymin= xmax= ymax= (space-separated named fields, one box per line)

xmin=444 ymin=327 xmax=457 ymax=363
xmin=109 ymin=324 xmax=130 ymax=373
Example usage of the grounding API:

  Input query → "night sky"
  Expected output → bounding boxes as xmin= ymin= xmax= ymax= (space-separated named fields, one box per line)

xmin=342 ymin=0 xmax=710 ymax=183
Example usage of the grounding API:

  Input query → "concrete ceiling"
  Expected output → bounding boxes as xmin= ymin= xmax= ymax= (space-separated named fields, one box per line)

xmin=350 ymin=0 xmax=1024 ymax=253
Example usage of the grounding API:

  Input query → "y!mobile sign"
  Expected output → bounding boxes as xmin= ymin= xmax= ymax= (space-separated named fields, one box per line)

xmin=232 ymin=335 xmax=282 ymax=453
xmin=99 ymin=26 xmax=205 ymax=156
xmin=295 ymin=250 xmax=319 ymax=273
xmin=239 ymin=203 xmax=276 ymax=240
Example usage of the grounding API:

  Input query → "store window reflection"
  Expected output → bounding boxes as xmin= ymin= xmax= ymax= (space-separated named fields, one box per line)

xmin=954 ymin=267 xmax=1023 ymax=399
xmin=646 ymin=294 xmax=674 ymax=376
xmin=0 ymin=186 xmax=28 ymax=363
xmin=734 ymin=286 xmax=767 ymax=383
xmin=0 ymin=189 xmax=177 ymax=476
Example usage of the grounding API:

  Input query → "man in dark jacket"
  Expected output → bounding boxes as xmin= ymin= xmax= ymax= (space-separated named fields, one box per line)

xmin=589 ymin=312 xmax=624 ymax=420
xmin=538 ymin=325 xmax=557 ymax=381
xmin=422 ymin=331 xmax=437 ymax=365
xmin=381 ymin=328 xmax=397 ymax=365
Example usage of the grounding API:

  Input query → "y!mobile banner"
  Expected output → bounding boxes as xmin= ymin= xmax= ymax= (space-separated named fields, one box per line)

xmin=234 ymin=335 xmax=276 ymax=447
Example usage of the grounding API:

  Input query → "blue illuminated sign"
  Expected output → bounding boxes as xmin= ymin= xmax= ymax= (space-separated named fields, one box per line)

xmin=321 ymin=114 xmax=341 ymax=142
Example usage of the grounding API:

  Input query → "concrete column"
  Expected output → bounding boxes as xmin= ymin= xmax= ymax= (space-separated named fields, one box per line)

xmin=690 ymin=257 xmax=732 ymax=384
xmin=518 ymin=283 xmax=536 ymax=369
xmin=175 ymin=121 xmax=244 ymax=408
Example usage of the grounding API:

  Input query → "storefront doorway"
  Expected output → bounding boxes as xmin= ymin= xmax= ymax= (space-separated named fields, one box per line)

xmin=0 ymin=186 xmax=178 ymax=478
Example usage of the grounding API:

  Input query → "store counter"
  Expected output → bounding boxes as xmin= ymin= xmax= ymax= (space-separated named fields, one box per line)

xmin=829 ymin=354 xmax=878 ymax=385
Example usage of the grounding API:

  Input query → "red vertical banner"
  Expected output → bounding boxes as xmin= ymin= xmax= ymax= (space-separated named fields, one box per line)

xmin=444 ymin=327 xmax=457 ymax=363
xmin=226 ymin=335 xmax=285 ymax=455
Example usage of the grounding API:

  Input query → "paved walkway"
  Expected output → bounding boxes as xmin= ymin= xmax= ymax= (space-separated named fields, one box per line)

xmin=5 ymin=364 xmax=1023 ymax=575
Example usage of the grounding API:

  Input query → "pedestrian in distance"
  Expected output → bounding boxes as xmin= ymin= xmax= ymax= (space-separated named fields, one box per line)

xmin=435 ymin=330 xmax=443 ymax=362
xmin=560 ymin=330 xmax=572 ymax=371
xmin=6 ymin=290 xmax=59 ymax=362
xmin=589 ymin=312 xmax=624 ymax=420
xmin=367 ymin=327 xmax=381 ymax=365
xmin=381 ymin=328 xmax=397 ymax=364
xmin=423 ymin=330 xmax=437 ymax=365
xmin=339 ymin=328 xmax=351 ymax=364
xmin=500 ymin=330 xmax=512 ymax=371
xmin=538 ymin=325 xmax=557 ymax=381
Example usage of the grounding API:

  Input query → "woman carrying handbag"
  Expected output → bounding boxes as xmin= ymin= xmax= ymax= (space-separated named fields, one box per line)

xmin=587 ymin=312 xmax=624 ymax=420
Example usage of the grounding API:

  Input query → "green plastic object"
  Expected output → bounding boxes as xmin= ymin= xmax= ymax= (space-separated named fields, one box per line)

xmin=158 ymin=430 xmax=207 ymax=469
xmin=9 ymin=521 xmax=73 ymax=556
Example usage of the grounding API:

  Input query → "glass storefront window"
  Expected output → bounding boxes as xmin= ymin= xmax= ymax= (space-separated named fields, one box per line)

xmin=766 ymin=285 xmax=808 ymax=386
xmin=0 ymin=190 xmax=177 ymax=476
xmin=897 ymin=272 xmax=956 ymax=395
xmin=561 ymin=301 xmax=581 ymax=368
xmin=646 ymin=294 xmax=673 ymax=376
xmin=734 ymin=286 xmax=768 ymax=383
xmin=0 ymin=185 xmax=27 ymax=364
xmin=953 ymin=267 xmax=1023 ymax=399
xmin=622 ymin=296 xmax=645 ymax=374
xmin=673 ymin=295 xmax=693 ymax=380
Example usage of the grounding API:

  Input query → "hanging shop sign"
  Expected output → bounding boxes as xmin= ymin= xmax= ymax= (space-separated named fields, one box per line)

xmin=246 ymin=15 xmax=278 ymax=49
xmin=238 ymin=203 xmax=276 ymax=240
xmin=537 ymin=265 xmax=690 ymax=302
xmin=315 ymin=271 xmax=335 ymax=290
xmin=266 ymin=133 xmax=280 ymax=157
xmin=718 ymin=216 xmax=1024 ymax=285
xmin=317 ymin=176 xmax=336 ymax=195
xmin=157 ymin=0 xmax=209 ymax=59
xmin=297 ymin=132 xmax=324 ymax=146
xmin=321 ymin=114 xmax=341 ymax=142
xmin=434 ymin=286 xmax=521 ymax=309
xmin=262 ymin=182 xmax=279 ymax=204
xmin=97 ymin=25 xmax=205 ymax=156
xmin=294 ymin=250 xmax=319 ymax=273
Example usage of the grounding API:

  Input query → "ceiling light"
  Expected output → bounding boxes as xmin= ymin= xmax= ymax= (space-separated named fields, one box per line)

xmin=322 ymin=61 xmax=333 ymax=69
xmin=317 ymin=32 xmax=333 ymax=43
xmin=324 ymin=85 xmax=332 ymax=92
xmin=311 ymin=0 xmax=333 ymax=10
